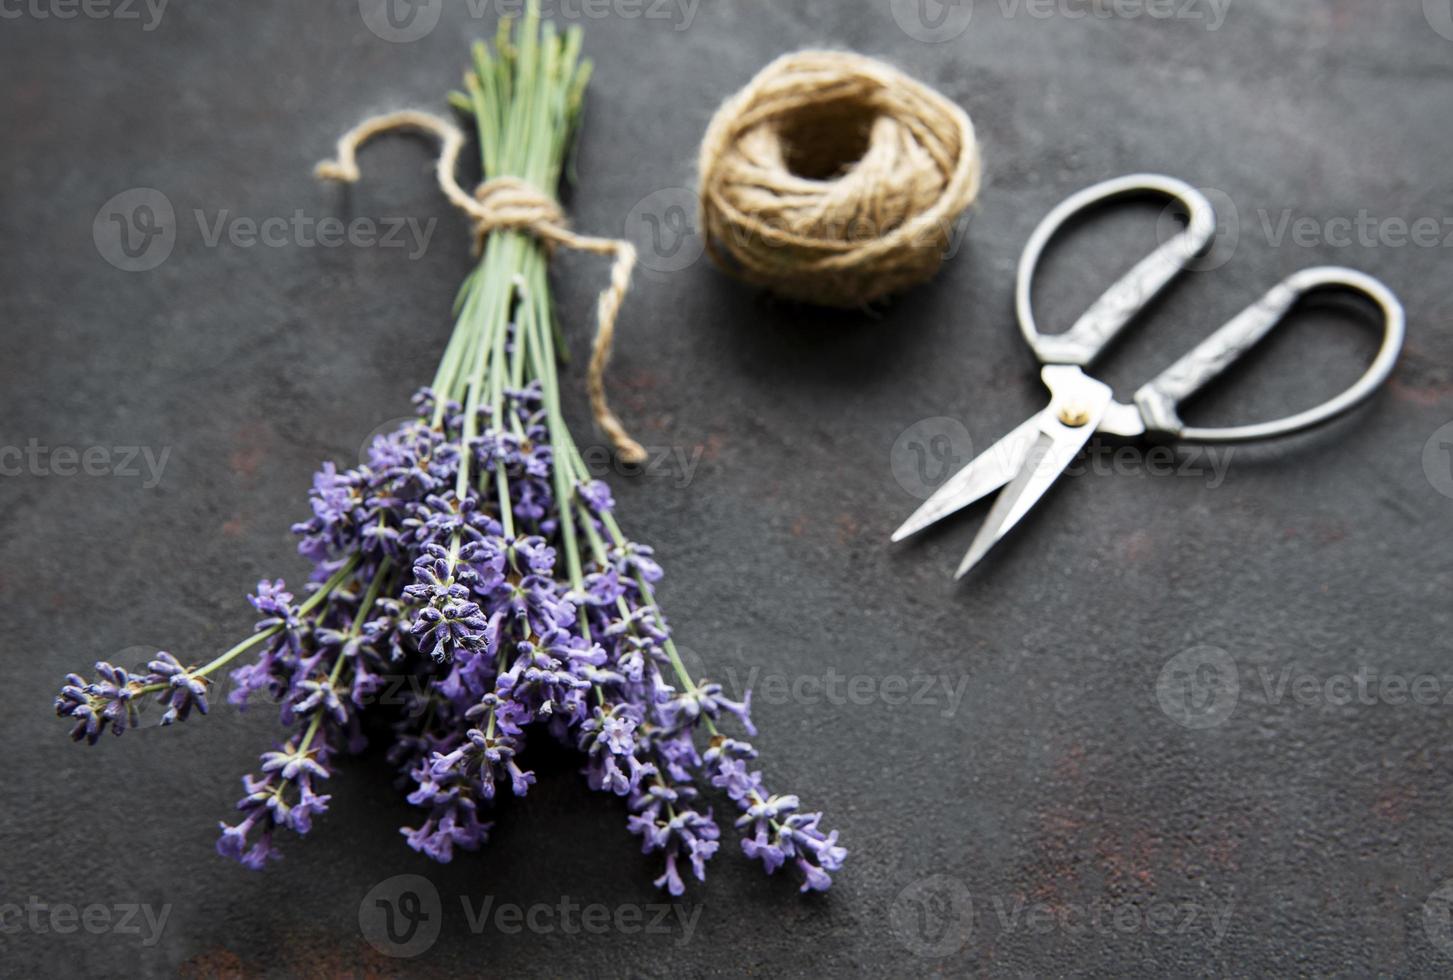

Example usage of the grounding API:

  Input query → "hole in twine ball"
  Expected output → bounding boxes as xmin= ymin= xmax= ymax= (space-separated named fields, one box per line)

xmin=777 ymin=101 xmax=877 ymax=181
xmin=697 ymin=51 xmax=982 ymax=309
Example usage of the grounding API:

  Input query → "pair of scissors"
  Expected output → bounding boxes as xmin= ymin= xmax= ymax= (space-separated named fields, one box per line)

xmin=893 ymin=173 xmax=1406 ymax=578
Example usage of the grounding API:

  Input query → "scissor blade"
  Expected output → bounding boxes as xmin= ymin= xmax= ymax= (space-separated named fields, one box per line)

xmin=891 ymin=415 xmax=1043 ymax=543
xmin=954 ymin=370 xmax=1114 ymax=579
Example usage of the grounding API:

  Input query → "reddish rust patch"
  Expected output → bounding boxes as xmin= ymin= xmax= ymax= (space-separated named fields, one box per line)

xmin=1121 ymin=529 xmax=1152 ymax=562
xmin=1096 ymin=829 xmax=1159 ymax=889
xmin=268 ymin=928 xmax=408 ymax=980
xmin=1389 ymin=376 xmax=1453 ymax=407
xmin=619 ymin=370 xmax=663 ymax=416
xmin=1026 ymin=737 xmax=1247 ymax=906
xmin=1281 ymin=519 xmax=1347 ymax=546
xmin=1373 ymin=783 xmax=1417 ymax=825
xmin=227 ymin=421 xmax=273 ymax=480
xmin=1053 ymin=742 xmax=1087 ymax=782
xmin=178 ymin=947 xmax=250 ymax=980
xmin=228 ymin=446 xmax=265 ymax=479
xmin=1388 ymin=344 xmax=1453 ymax=406
xmin=221 ymin=517 xmax=246 ymax=538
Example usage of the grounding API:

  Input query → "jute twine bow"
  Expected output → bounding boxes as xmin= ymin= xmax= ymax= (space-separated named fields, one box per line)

xmin=698 ymin=51 xmax=982 ymax=308
xmin=315 ymin=110 xmax=645 ymax=464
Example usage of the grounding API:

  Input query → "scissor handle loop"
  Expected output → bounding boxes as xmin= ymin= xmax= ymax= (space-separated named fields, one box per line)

xmin=1016 ymin=174 xmax=1217 ymax=366
xmin=1132 ymin=267 xmax=1405 ymax=443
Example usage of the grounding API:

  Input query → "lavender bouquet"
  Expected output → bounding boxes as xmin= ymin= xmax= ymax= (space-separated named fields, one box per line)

xmin=54 ymin=10 xmax=844 ymax=895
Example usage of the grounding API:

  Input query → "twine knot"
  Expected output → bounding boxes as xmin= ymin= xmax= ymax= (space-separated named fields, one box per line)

xmin=698 ymin=51 xmax=982 ymax=308
xmin=469 ymin=176 xmax=567 ymax=254
xmin=314 ymin=110 xmax=646 ymax=464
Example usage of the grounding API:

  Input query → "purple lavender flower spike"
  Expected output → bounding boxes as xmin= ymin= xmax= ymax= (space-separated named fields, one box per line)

xmin=579 ymin=705 xmax=656 ymax=796
xmin=218 ymin=739 xmax=335 ymax=869
xmin=146 ymin=652 xmax=210 ymax=725
xmin=576 ymin=479 xmax=614 ymax=514
xmin=250 ymin=579 xmax=307 ymax=654
xmin=54 ymin=661 xmax=143 ymax=744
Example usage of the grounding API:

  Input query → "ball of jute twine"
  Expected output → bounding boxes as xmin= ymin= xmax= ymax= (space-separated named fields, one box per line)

xmin=698 ymin=51 xmax=982 ymax=308
xmin=315 ymin=110 xmax=647 ymax=464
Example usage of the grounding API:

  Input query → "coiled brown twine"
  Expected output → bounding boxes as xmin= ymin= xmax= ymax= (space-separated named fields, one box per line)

xmin=698 ymin=51 xmax=982 ymax=308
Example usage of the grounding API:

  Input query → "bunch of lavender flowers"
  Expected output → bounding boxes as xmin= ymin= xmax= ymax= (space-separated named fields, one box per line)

xmin=55 ymin=8 xmax=844 ymax=895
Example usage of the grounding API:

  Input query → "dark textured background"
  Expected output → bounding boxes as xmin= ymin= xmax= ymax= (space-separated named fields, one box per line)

xmin=4 ymin=0 xmax=1452 ymax=976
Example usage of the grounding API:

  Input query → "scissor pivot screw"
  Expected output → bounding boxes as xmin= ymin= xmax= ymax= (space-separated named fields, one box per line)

xmin=1058 ymin=405 xmax=1091 ymax=427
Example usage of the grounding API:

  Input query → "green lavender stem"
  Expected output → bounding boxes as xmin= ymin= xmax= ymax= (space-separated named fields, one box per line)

xmin=130 ymin=555 xmax=363 ymax=699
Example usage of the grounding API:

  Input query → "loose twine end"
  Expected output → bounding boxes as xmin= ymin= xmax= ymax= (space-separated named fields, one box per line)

xmin=313 ymin=160 xmax=359 ymax=183
xmin=315 ymin=109 xmax=645 ymax=464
